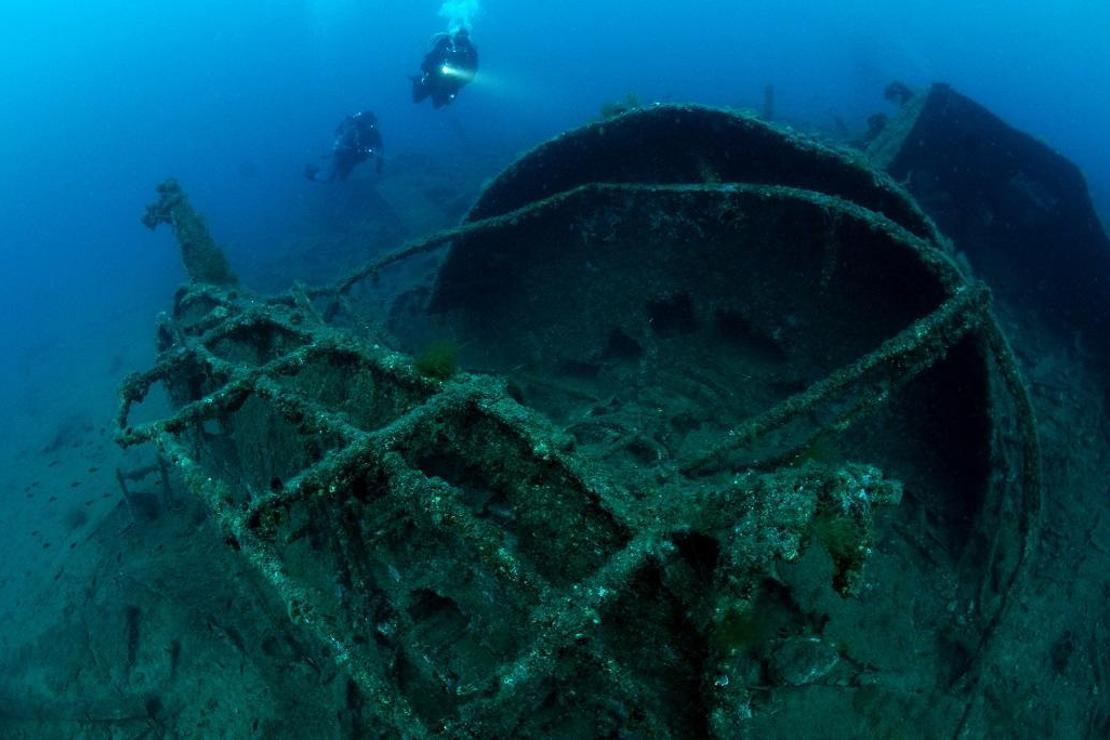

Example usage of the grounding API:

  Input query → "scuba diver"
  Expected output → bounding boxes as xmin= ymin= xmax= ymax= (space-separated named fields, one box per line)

xmin=412 ymin=29 xmax=479 ymax=108
xmin=304 ymin=111 xmax=383 ymax=182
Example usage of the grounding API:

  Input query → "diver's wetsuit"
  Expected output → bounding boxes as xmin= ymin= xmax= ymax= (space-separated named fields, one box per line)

xmin=412 ymin=30 xmax=479 ymax=108
xmin=305 ymin=111 xmax=383 ymax=182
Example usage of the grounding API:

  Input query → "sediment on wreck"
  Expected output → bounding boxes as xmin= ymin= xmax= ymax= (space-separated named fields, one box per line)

xmin=120 ymin=106 xmax=1041 ymax=737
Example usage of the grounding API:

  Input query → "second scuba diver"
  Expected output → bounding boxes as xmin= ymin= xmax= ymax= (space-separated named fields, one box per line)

xmin=305 ymin=111 xmax=384 ymax=182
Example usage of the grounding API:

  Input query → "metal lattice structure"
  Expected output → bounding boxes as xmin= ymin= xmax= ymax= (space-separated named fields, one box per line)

xmin=120 ymin=106 xmax=1041 ymax=737
xmin=118 ymin=282 xmax=912 ymax=735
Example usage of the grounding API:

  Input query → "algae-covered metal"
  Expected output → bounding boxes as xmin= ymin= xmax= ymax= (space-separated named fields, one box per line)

xmin=122 ymin=105 xmax=1040 ymax=736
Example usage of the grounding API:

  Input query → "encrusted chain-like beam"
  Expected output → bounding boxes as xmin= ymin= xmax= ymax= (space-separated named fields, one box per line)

xmin=123 ymin=173 xmax=1041 ymax=736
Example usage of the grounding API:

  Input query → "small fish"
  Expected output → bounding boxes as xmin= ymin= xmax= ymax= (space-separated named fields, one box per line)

xmin=88 ymin=467 xmax=99 ymax=474
xmin=70 ymin=481 xmax=81 ymax=488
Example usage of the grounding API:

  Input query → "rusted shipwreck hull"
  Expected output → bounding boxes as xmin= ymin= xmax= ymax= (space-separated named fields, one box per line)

xmin=119 ymin=105 xmax=1040 ymax=737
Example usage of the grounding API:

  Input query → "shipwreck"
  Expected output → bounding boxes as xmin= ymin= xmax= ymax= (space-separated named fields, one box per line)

xmin=120 ymin=105 xmax=1041 ymax=737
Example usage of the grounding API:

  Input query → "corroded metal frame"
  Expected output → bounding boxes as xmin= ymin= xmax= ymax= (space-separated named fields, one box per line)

xmin=122 ymin=153 xmax=1040 ymax=735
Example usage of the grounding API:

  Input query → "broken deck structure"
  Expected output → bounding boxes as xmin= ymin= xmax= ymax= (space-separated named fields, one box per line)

xmin=120 ymin=105 xmax=1041 ymax=737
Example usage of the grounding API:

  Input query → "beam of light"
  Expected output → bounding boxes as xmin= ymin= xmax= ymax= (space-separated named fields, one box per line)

xmin=440 ymin=63 xmax=475 ymax=81
xmin=454 ymin=68 xmax=551 ymax=109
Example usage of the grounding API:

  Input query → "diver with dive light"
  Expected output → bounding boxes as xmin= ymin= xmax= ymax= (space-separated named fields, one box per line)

xmin=412 ymin=29 xmax=479 ymax=108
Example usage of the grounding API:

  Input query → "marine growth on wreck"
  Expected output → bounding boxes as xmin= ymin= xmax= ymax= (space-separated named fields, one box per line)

xmin=119 ymin=105 xmax=1043 ymax=737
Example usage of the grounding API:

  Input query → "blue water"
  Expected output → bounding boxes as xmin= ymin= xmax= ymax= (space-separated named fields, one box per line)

xmin=1 ymin=2 xmax=1107 ymax=365
xmin=1 ymin=0 xmax=1108 ymax=734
